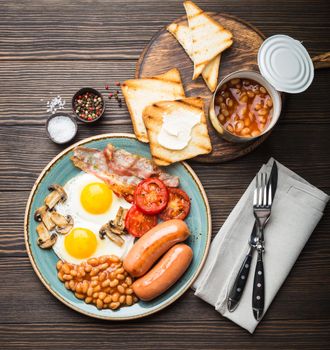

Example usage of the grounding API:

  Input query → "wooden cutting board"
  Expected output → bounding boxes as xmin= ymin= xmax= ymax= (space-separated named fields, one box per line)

xmin=136 ymin=13 xmax=267 ymax=163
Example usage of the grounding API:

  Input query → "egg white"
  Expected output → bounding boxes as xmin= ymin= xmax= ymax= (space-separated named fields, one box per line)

xmin=53 ymin=172 xmax=134 ymax=264
xmin=56 ymin=173 xmax=131 ymax=225
xmin=52 ymin=218 xmax=135 ymax=264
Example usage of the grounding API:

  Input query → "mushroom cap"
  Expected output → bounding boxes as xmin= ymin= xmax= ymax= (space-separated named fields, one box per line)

xmin=45 ymin=184 xmax=67 ymax=210
xmin=34 ymin=205 xmax=47 ymax=222
xmin=55 ymin=215 xmax=74 ymax=235
xmin=99 ymin=223 xmax=124 ymax=247
xmin=99 ymin=223 xmax=109 ymax=239
xmin=37 ymin=232 xmax=57 ymax=249
xmin=48 ymin=184 xmax=67 ymax=200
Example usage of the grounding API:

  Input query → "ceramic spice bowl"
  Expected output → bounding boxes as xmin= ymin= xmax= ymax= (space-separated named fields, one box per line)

xmin=46 ymin=113 xmax=78 ymax=144
xmin=72 ymin=87 xmax=105 ymax=124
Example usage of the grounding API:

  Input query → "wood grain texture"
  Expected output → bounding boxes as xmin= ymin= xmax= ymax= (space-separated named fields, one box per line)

xmin=1 ymin=320 xmax=329 ymax=350
xmin=136 ymin=12 xmax=270 ymax=163
xmin=0 ymin=0 xmax=330 ymax=349
xmin=0 ymin=0 xmax=329 ymax=60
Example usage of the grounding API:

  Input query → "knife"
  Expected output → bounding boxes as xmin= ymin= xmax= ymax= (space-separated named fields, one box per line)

xmin=227 ymin=161 xmax=278 ymax=312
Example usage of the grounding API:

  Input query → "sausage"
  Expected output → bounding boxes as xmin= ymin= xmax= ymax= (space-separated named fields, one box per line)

xmin=132 ymin=244 xmax=193 ymax=301
xmin=123 ymin=219 xmax=190 ymax=277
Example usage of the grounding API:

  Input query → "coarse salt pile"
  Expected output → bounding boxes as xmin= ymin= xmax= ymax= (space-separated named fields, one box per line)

xmin=47 ymin=116 xmax=77 ymax=144
xmin=47 ymin=96 xmax=66 ymax=114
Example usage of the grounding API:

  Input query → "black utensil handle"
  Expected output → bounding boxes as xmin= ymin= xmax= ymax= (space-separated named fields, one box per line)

xmin=227 ymin=251 xmax=253 ymax=312
xmin=252 ymin=250 xmax=264 ymax=321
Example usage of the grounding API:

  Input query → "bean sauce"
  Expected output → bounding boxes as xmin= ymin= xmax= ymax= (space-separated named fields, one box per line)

xmin=57 ymin=255 xmax=138 ymax=310
xmin=214 ymin=78 xmax=273 ymax=138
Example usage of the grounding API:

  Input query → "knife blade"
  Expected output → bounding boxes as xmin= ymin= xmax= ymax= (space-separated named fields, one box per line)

xmin=270 ymin=160 xmax=278 ymax=201
xmin=227 ymin=161 xmax=278 ymax=312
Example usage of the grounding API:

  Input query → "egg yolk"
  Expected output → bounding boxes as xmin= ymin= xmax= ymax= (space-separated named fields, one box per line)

xmin=64 ymin=227 xmax=97 ymax=259
xmin=80 ymin=182 xmax=113 ymax=214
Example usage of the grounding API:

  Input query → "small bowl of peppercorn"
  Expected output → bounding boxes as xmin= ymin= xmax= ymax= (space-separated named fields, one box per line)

xmin=72 ymin=87 xmax=105 ymax=124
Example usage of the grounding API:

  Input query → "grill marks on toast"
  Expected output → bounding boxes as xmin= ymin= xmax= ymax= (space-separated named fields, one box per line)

xmin=167 ymin=22 xmax=220 ymax=92
xmin=183 ymin=1 xmax=233 ymax=80
xmin=143 ymin=97 xmax=212 ymax=165
xmin=121 ymin=68 xmax=185 ymax=143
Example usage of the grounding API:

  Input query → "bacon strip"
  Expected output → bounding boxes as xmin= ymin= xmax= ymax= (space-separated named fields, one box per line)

xmin=71 ymin=144 xmax=179 ymax=201
xmin=71 ymin=147 xmax=136 ymax=202
xmin=104 ymin=144 xmax=179 ymax=187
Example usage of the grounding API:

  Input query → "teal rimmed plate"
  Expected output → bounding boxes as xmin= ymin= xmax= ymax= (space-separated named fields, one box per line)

xmin=24 ymin=133 xmax=211 ymax=320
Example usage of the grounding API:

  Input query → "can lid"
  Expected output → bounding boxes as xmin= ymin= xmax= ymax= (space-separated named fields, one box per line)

xmin=258 ymin=34 xmax=314 ymax=93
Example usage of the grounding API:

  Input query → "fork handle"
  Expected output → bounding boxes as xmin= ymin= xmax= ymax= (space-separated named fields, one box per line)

xmin=252 ymin=249 xmax=264 ymax=321
xmin=227 ymin=249 xmax=253 ymax=312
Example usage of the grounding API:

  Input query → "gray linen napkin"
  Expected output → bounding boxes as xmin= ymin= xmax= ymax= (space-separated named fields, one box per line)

xmin=193 ymin=158 xmax=329 ymax=333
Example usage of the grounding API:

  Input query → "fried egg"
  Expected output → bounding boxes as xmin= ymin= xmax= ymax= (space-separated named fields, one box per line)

xmin=56 ymin=173 xmax=131 ymax=225
xmin=53 ymin=172 xmax=134 ymax=264
xmin=52 ymin=219 xmax=134 ymax=264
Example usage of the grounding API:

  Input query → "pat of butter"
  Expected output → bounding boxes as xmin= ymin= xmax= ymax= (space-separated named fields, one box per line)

xmin=157 ymin=108 xmax=201 ymax=150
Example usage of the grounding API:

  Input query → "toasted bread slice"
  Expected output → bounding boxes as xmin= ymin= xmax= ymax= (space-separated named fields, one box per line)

xmin=121 ymin=68 xmax=185 ymax=143
xmin=202 ymin=54 xmax=221 ymax=92
xmin=167 ymin=23 xmax=194 ymax=58
xmin=183 ymin=1 xmax=233 ymax=79
xmin=167 ymin=22 xmax=221 ymax=92
xmin=143 ymin=97 xmax=212 ymax=165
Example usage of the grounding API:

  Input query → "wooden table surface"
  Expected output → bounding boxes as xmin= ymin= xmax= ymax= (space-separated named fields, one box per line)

xmin=0 ymin=1 xmax=329 ymax=349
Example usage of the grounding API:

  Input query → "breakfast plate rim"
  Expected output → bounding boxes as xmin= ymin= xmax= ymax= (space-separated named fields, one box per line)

xmin=24 ymin=132 xmax=212 ymax=320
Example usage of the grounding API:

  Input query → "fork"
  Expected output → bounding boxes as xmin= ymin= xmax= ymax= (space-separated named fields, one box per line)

xmin=227 ymin=220 xmax=259 ymax=312
xmin=252 ymin=172 xmax=272 ymax=321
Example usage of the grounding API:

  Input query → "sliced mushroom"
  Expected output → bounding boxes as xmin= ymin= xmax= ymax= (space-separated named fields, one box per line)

xmin=45 ymin=184 xmax=67 ymax=210
xmin=34 ymin=205 xmax=55 ymax=231
xmin=36 ymin=222 xmax=57 ymax=249
xmin=109 ymin=207 xmax=128 ymax=235
xmin=99 ymin=223 xmax=125 ymax=247
xmin=50 ymin=211 xmax=74 ymax=235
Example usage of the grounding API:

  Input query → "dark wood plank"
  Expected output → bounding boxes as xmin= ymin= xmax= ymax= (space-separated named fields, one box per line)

xmin=0 ymin=319 xmax=330 ymax=350
xmin=0 ymin=60 xmax=134 ymax=125
xmin=0 ymin=0 xmax=329 ymax=60
xmin=0 ymin=61 xmax=329 ymax=126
